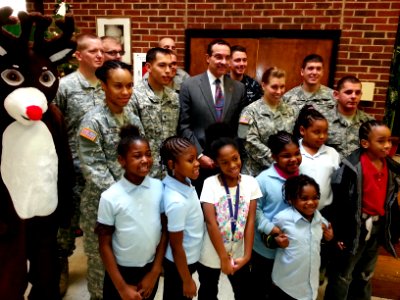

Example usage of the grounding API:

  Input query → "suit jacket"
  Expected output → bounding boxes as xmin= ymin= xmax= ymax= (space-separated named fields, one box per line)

xmin=178 ymin=71 xmax=246 ymax=155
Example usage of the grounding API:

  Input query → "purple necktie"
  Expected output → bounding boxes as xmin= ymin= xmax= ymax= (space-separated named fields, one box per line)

xmin=214 ymin=78 xmax=224 ymax=122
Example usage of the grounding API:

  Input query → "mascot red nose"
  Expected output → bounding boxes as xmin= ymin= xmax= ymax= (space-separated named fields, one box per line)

xmin=0 ymin=7 xmax=75 ymax=300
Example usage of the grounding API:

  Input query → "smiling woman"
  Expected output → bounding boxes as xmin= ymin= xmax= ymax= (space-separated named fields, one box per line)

xmin=77 ymin=60 xmax=145 ymax=298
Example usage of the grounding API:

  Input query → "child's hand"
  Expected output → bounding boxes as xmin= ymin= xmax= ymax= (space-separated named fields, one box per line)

xmin=275 ymin=233 xmax=289 ymax=248
xmin=120 ymin=284 xmax=142 ymax=300
xmin=220 ymin=256 xmax=234 ymax=275
xmin=232 ymin=256 xmax=250 ymax=273
xmin=270 ymin=226 xmax=282 ymax=236
xmin=138 ymin=270 xmax=158 ymax=299
xmin=322 ymin=222 xmax=334 ymax=241
xmin=182 ymin=277 xmax=197 ymax=298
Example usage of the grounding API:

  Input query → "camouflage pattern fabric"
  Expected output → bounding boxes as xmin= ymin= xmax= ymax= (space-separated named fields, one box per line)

xmin=132 ymin=79 xmax=180 ymax=179
xmin=282 ymin=84 xmax=336 ymax=117
xmin=54 ymin=71 xmax=105 ymax=264
xmin=173 ymin=68 xmax=190 ymax=92
xmin=325 ymin=106 xmax=374 ymax=160
xmin=78 ymin=103 xmax=144 ymax=299
xmin=54 ymin=71 xmax=105 ymax=162
xmin=238 ymin=99 xmax=296 ymax=176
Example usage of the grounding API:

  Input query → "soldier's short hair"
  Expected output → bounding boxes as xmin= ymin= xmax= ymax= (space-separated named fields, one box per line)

xmin=75 ymin=33 xmax=100 ymax=51
xmin=335 ymin=75 xmax=361 ymax=91
xmin=146 ymin=47 xmax=173 ymax=64
xmin=230 ymin=45 xmax=247 ymax=55
xmin=301 ymin=54 xmax=324 ymax=69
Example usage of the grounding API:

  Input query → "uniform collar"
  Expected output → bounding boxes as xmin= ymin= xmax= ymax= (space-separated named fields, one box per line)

xmin=163 ymin=174 xmax=195 ymax=197
xmin=120 ymin=175 xmax=151 ymax=193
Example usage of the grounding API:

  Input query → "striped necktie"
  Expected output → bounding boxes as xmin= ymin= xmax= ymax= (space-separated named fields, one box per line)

xmin=214 ymin=78 xmax=224 ymax=121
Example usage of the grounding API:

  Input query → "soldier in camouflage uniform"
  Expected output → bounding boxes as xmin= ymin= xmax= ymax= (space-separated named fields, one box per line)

xmin=78 ymin=61 xmax=144 ymax=299
xmin=238 ymin=67 xmax=296 ymax=176
xmin=142 ymin=37 xmax=190 ymax=93
xmin=325 ymin=76 xmax=374 ymax=159
xmin=132 ymin=47 xmax=180 ymax=179
xmin=53 ymin=33 xmax=105 ymax=296
xmin=283 ymin=54 xmax=335 ymax=117
xmin=228 ymin=45 xmax=263 ymax=107
xmin=142 ymin=56 xmax=189 ymax=93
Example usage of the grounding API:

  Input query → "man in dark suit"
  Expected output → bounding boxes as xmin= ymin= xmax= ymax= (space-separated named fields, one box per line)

xmin=178 ymin=39 xmax=246 ymax=192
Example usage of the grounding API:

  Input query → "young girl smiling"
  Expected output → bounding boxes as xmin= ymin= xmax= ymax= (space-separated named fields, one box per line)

xmin=160 ymin=137 xmax=204 ymax=300
xmin=197 ymin=133 xmax=261 ymax=300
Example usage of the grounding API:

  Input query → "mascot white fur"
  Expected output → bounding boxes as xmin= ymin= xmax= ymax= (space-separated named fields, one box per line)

xmin=2 ymin=87 xmax=58 ymax=218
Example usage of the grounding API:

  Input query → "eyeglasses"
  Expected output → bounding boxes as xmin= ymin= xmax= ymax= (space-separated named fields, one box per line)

xmin=104 ymin=50 xmax=125 ymax=56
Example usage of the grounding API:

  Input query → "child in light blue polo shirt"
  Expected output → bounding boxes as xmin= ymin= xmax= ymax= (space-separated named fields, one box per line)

xmin=272 ymin=175 xmax=333 ymax=300
xmin=160 ymin=136 xmax=204 ymax=300
xmin=96 ymin=125 xmax=166 ymax=300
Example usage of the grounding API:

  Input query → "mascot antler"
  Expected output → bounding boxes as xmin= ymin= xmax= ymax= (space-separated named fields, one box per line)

xmin=32 ymin=12 xmax=76 ymax=63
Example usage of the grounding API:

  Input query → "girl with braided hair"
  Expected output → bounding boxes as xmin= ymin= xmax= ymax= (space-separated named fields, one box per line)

xmin=160 ymin=136 xmax=204 ymax=300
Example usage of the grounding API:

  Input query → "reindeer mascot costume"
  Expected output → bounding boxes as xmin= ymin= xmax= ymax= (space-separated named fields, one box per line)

xmin=0 ymin=7 xmax=75 ymax=300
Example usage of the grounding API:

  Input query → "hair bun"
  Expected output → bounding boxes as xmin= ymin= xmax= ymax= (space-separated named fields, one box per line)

xmin=119 ymin=124 xmax=141 ymax=139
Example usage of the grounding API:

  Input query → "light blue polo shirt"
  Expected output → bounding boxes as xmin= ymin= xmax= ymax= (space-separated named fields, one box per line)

xmin=272 ymin=207 xmax=327 ymax=300
xmin=162 ymin=175 xmax=204 ymax=264
xmin=97 ymin=175 xmax=163 ymax=267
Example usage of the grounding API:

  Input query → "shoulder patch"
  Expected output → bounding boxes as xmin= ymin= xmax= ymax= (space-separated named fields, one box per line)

xmin=239 ymin=115 xmax=251 ymax=125
xmin=80 ymin=127 xmax=97 ymax=142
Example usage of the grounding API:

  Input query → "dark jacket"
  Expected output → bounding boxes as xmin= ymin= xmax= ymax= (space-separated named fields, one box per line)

xmin=330 ymin=148 xmax=400 ymax=256
xmin=178 ymin=72 xmax=246 ymax=155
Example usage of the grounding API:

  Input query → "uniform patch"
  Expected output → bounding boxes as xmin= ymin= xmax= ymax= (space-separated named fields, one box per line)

xmin=239 ymin=115 xmax=251 ymax=125
xmin=80 ymin=127 xmax=97 ymax=142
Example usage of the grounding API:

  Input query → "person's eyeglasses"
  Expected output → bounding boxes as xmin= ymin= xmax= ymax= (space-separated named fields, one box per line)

xmin=105 ymin=50 xmax=125 ymax=56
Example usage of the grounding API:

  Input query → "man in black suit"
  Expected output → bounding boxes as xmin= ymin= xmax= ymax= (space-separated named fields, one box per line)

xmin=178 ymin=39 xmax=246 ymax=192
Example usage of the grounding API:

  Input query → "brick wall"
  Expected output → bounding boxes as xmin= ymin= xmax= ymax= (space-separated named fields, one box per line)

xmin=33 ymin=0 xmax=400 ymax=119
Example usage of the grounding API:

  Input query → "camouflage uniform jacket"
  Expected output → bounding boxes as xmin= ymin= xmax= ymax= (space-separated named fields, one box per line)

xmin=77 ymin=103 xmax=144 ymax=222
xmin=238 ymin=99 xmax=296 ymax=176
xmin=227 ymin=74 xmax=263 ymax=107
xmin=132 ymin=79 xmax=180 ymax=178
xmin=173 ymin=68 xmax=190 ymax=92
xmin=54 ymin=71 xmax=105 ymax=162
xmin=325 ymin=106 xmax=374 ymax=160
xmin=282 ymin=84 xmax=335 ymax=117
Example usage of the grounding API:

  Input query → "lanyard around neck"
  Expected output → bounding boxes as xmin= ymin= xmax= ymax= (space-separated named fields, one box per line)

xmin=220 ymin=174 xmax=240 ymax=240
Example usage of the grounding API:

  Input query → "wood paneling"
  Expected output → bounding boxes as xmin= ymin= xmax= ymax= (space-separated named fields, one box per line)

xmin=185 ymin=29 xmax=340 ymax=90
xmin=372 ymin=246 xmax=400 ymax=299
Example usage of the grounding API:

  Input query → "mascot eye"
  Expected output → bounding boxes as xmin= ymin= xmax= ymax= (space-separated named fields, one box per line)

xmin=1 ymin=69 xmax=25 ymax=86
xmin=39 ymin=70 xmax=56 ymax=87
